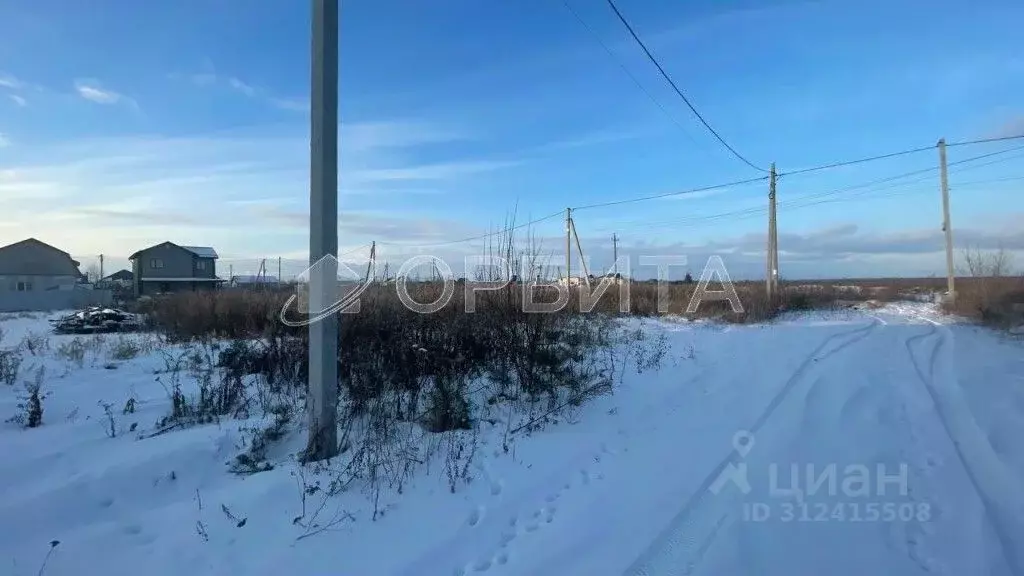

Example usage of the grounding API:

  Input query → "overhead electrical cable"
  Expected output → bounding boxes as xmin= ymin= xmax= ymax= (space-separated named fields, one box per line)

xmin=603 ymin=0 xmax=767 ymax=173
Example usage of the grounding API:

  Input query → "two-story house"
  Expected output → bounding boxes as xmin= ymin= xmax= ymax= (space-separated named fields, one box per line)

xmin=0 ymin=238 xmax=82 ymax=293
xmin=129 ymin=242 xmax=225 ymax=296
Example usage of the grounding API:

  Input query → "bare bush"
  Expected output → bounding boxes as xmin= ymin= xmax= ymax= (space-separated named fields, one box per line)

xmin=7 ymin=365 xmax=49 ymax=428
xmin=18 ymin=332 xmax=49 ymax=357
xmin=56 ymin=338 xmax=88 ymax=369
xmin=960 ymin=244 xmax=1015 ymax=278
xmin=109 ymin=336 xmax=142 ymax=361
xmin=945 ymin=244 xmax=1024 ymax=328
xmin=154 ymin=343 xmax=250 ymax=430
xmin=0 ymin=348 xmax=21 ymax=386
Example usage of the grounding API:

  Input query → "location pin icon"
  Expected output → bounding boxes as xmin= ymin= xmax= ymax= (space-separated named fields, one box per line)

xmin=732 ymin=430 xmax=755 ymax=458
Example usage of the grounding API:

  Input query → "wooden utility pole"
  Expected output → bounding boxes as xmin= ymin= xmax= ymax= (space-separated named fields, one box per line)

xmin=766 ymin=163 xmax=778 ymax=299
xmin=278 ymin=256 xmax=282 ymax=285
xmin=938 ymin=138 xmax=955 ymax=301
xmin=306 ymin=0 xmax=340 ymax=462
xmin=612 ymin=233 xmax=619 ymax=277
xmin=565 ymin=207 xmax=572 ymax=282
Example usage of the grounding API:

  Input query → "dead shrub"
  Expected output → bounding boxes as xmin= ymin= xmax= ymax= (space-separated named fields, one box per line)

xmin=109 ymin=336 xmax=142 ymax=361
xmin=7 ymin=365 xmax=49 ymax=428
xmin=0 ymin=349 xmax=22 ymax=386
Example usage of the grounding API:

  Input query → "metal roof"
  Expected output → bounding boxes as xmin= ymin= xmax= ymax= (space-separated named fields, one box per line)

xmin=181 ymin=246 xmax=219 ymax=259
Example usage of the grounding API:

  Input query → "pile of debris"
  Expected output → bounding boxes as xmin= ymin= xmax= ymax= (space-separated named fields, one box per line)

xmin=50 ymin=307 xmax=143 ymax=335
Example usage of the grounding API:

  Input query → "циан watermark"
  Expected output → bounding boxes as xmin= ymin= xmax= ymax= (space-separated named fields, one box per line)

xmin=711 ymin=430 xmax=932 ymax=524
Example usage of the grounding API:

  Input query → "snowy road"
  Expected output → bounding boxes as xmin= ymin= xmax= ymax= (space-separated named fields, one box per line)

xmin=2 ymin=306 xmax=1023 ymax=576
xmin=395 ymin=310 xmax=1024 ymax=576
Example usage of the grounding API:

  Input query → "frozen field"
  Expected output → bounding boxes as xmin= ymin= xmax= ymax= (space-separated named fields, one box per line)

xmin=1 ymin=303 xmax=1022 ymax=576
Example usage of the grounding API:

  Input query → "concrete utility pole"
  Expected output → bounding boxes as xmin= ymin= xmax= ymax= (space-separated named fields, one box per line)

xmin=278 ymin=256 xmax=282 ymax=285
xmin=938 ymin=138 xmax=955 ymax=301
xmin=766 ymin=163 xmax=778 ymax=299
xmin=306 ymin=0 xmax=340 ymax=462
xmin=565 ymin=207 xmax=572 ymax=282
xmin=612 ymin=233 xmax=619 ymax=277
xmin=771 ymin=162 xmax=779 ymax=295
xmin=99 ymin=254 xmax=104 ymax=281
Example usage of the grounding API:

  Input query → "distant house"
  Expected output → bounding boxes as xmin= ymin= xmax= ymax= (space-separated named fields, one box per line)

xmin=98 ymin=269 xmax=134 ymax=288
xmin=0 ymin=238 xmax=82 ymax=293
xmin=129 ymin=242 xmax=225 ymax=296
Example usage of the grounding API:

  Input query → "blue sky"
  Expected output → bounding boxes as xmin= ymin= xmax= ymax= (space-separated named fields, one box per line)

xmin=1 ymin=0 xmax=1022 ymax=279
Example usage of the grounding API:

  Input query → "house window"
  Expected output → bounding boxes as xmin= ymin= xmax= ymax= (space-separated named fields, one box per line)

xmin=151 ymin=258 xmax=164 ymax=269
xmin=196 ymin=260 xmax=206 ymax=271
xmin=16 ymin=281 xmax=32 ymax=292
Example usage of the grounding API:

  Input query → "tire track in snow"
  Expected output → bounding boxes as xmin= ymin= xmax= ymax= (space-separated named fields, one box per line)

xmin=624 ymin=320 xmax=882 ymax=576
xmin=906 ymin=325 xmax=1024 ymax=575
xmin=725 ymin=324 xmax=935 ymax=576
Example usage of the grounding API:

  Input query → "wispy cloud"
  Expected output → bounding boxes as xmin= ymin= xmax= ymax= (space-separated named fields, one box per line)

xmin=0 ymin=120 xmax=516 ymax=256
xmin=171 ymin=67 xmax=307 ymax=112
xmin=73 ymin=79 xmax=134 ymax=107
xmin=994 ymin=116 xmax=1024 ymax=139
xmin=0 ymin=133 xmax=9 ymax=147
xmin=533 ymin=127 xmax=655 ymax=152
xmin=1 ymin=72 xmax=34 ymax=106
xmin=0 ymin=73 xmax=24 ymax=90
xmin=226 ymin=77 xmax=257 ymax=97
xmin=348 ymin=160 xmax=521 ymax=184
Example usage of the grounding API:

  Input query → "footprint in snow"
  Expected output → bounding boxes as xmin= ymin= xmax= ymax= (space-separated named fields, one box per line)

xmin=468 ymin=506 xmax=485 ymax=527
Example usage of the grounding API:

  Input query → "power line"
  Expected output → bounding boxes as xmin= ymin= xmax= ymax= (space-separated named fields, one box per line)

xmin=779 ymin=144 xmax=936 ymax=177
xmin=782 ymin=143 xmax=1024 ymax=206
xmin=572 ymin=175 xmax=769 ymax=212
xmin=349 ymin=140 xmax=1024 ymax=250
xmin=594 ymin=143 xmax=1024 ymax=233
xmin=383 ymin=210 xmax=565 ymax=249
xmin=951 ymin=174 xmax=1024 ymax=187
xmin=770 ymin=135 xmax=1024 ymax=181
xmin=603 ymin=0 xmax=767 ymax=173
xmin=559 ymin=0 xmax=706 ymax=152
xmin=947 ymin=133 xmax=1024 ymax=148
xmin=779 ymin=133 xmax=1024 ymax=178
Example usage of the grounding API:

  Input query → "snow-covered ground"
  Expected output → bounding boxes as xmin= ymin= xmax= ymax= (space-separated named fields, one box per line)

xmin=1 ymin=305 xmax=1023 ymax=576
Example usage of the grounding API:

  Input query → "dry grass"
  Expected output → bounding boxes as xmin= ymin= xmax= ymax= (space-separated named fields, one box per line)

xmin=142 ymin=278 xmax=852 ymax=342
xmin=942 ymin=276 xmax=1024 ymax=329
